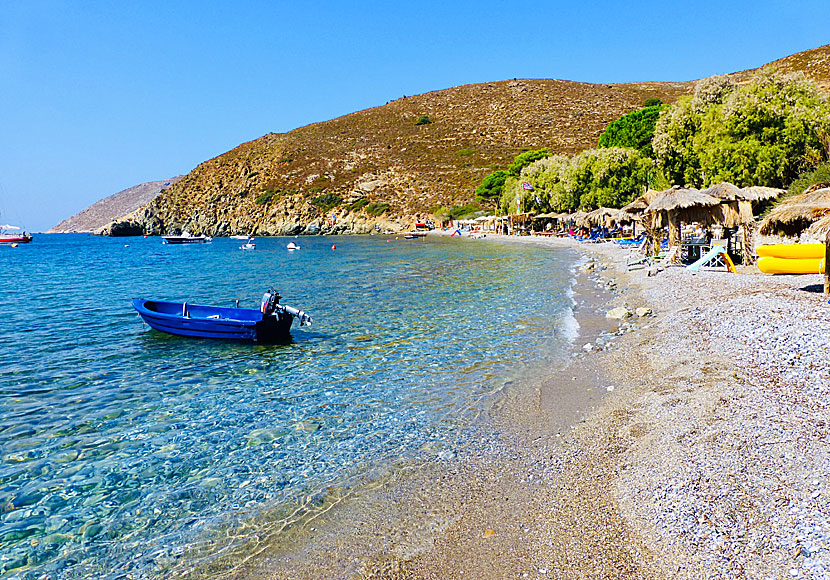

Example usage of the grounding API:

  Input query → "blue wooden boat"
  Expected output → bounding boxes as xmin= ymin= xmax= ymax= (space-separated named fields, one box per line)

xmin=132 ymin=290 xmax=311 ymax=342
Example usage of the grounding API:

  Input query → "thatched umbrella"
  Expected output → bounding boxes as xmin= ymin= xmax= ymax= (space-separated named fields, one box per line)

xmin=759 ymin=187 xmax=830 ymax=237
xmin=699 ymin=183 xmax=785 ymax=263
xmin=621 ymin=189 xmax=662 ymax=218
xmin=805 ymin=214 xmax=830 ymax=240
xmin=645 ymin=186 xmax=721 ymax=252
xmin=570 ymin=210 xmax=591 ymax=229
xmin=585 ymin=207 xmax=624 ymax=228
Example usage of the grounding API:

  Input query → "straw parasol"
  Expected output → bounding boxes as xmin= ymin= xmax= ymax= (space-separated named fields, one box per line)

xmin=621 ymin=189 xmax=662 ymax=218
xmin=700 ymin=183 xmax=785 ymax=263
xmin=585 ymin=207 xmax=624 ymax=227
xmin=570 ymin=210 xmax=591 ymax=228
xmin=805 ymin=214 xmax=830 ymax=240
xmin=759 ymin=187 xmax=830 ymax=237
xmin=645 ymin=186 xmax=721 ymax=248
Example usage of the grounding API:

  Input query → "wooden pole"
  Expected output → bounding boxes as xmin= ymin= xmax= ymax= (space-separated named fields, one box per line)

xmin=825 ymin=230 xmax=830 ymax=295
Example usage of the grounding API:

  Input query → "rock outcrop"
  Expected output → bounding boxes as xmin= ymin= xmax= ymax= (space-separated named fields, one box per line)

xmin=48 ymin=177 xmax=182 ymax=233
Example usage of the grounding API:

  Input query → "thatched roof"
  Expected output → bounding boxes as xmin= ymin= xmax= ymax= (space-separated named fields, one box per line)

xmin=645 ymin=186 xmax=720 ymax=214
xmin=621 ymin=189 xmax=662 ymax=215
xmin=740 ymin=186 xmax=785 ymax=202
xmin=571 ymin=210 xmax=591 ymax=227
xmin=700 ymin=182 xmax=743 ymax=201
xmin=759 ymin=187 xmax=830 ymax=236
xmin=585 ymin=207 xmax=625 ymax=226
xmin=534 ymin=212 xmax=567 ymax=220
xmin=805 ymin=214 xmax=830 ymax=240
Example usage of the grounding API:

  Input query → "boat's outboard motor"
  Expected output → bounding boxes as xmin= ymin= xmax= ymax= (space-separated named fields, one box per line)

xmin=260 ymin=288 xmax=312 ymax=327
xmin=280 ymin=304 xmax=312 ymax=327
xmin=260 ymin=290 xmax=281 ymax=316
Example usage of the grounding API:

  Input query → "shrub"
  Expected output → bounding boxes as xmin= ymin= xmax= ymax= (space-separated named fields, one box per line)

xmin=644 ymin=98 xmax=663 ymax=107
xmin=786 ymin=161 xmax=830 ymax=197
xmin=653 ymin=71 xmax=830 ymax=188
xmin=256 ymin=190 xmax=276 ymax=205
xmin=447 ymin=204 xmax=480 ymax=220
xmin=456 ymin=148 xmax=475 ymax=156
xmin=415 ymin=114 xmax=431 ymax=125
xmin=309 ymin=193 xmax=342 ymax=212
xmin=365 ymin=202 xmax=390 ymax=216
xmin=348 ymin=198 xmax=369 ymax=212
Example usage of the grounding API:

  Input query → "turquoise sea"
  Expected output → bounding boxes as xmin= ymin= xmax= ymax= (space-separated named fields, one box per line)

xmin=0 ymin=234 xmax=580 ymax=578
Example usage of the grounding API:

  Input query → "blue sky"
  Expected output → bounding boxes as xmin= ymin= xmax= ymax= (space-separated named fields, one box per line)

xmin=2 ymin=0 xmax=828 ymax=232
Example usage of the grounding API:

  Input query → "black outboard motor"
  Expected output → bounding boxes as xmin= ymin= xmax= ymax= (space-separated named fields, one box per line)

xmin=260 ymin=289 xmax=312 ymax=327
xmin=260 ymin=290 xmax=280 ymax=316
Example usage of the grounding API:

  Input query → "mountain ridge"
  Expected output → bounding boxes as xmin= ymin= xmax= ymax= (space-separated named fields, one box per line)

xmin=71 ymin=44 xmax=830 ymax=236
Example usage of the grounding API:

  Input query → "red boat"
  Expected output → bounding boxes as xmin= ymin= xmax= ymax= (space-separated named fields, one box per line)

xmin=0 ymin=225 xmax=32 ymax=244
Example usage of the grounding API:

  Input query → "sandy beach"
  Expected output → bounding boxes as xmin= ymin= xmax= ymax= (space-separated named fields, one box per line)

xmin=207 ymin=234 xmax=829 ymax=580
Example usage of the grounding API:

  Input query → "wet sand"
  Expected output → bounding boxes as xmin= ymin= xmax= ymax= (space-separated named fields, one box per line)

xmin=187 ymin=234 xmax=830 ymax=580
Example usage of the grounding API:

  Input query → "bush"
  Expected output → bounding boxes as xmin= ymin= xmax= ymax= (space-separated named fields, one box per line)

xmin=500 ymin=148 xmax=653 ymax=213
xmin=508 ymin=148 xmax=551 ymax=176
xmin=653 ymin=72 xmax=830 ymax=188
xmin=256 ymin=190 xmax=276 ymax=205
xmin=456 ymin=148 xmax=475 ymax=156
xmin=365 ymin=202 xmax=390 ymax=216
xmin=598 ymin=105 xmax=664 ymax=157
xmin=348 ymin=198 xmax=369 ymax=212
xmin=446 ymin=204 xmax=480 ymax=220
xmin=786 ymin=161 xmax=830 ymax=197
xmin=415 ymin=114 xmax=431 ymax=125
xmin=310 ymin=193 xmax=342 ymax=212
xmin=644 ymin=98 xmax=662 ymax=107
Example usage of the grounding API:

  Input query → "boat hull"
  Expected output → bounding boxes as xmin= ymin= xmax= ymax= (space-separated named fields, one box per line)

xmin=757 ymin=256 xmax=825 ymax=275
xmin=0 ymin=235 xmax=32 ymax=244
xmin=132 ymin=299 xmax=294 ymax=341
xmin=162 ymin=235 xmax=211 ymax=244
xmin=756 ymin=244 xmax=825 ymax=259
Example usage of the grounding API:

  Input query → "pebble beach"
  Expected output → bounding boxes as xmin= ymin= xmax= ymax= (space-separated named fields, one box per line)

xmin=228 ymin=234 xmax=830 ymax=580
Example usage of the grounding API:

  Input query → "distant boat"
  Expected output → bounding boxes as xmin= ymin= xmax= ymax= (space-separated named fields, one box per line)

xmin=403 ymin=231 xmax=427 ymax=239
xmin=162 ymin=232 xmax=212 ymax=244
xmin=240 ymin=241 xmax=256 ymax=250
xmin=287 ymin=242 xmax=300 ymax=250
xmin=230 ymin=234 xmax=253 ymax=240
xmin=0 ymin=224 xmax=32 ymax=244
xmin=132 ymin=289 xmax=311 ymax=342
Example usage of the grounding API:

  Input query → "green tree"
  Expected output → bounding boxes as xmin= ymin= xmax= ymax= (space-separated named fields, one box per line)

xmin=653 ymin=72 xmax=830 ymax=188
xmin=598 ymin=105 xmax=665 ymax=157
xmin=475 ymin=170 xmax=510 ymax=202
xmin=508 ymin=148 xmax=551 ymax=176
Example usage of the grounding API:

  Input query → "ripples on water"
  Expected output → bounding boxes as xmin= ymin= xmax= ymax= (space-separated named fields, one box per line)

xmin=0 ymin=234 xmax=578 ymax=578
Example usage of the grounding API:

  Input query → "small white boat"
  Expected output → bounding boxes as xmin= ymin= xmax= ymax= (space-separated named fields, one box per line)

xmin=240 ymin=242 xmax=256 ymax=250
xmin=230 ymin=234 xmax=252 ymax=240
xmin=287 ymin=242 xmax=300 ymax=251
xmin=162 ymin=231 xmax=212 ymax=244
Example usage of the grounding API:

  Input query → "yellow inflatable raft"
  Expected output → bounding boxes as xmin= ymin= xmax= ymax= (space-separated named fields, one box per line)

xmin=757 ymin=256 xmax=825 ymax=275
xmin=756 ymin=244 xmax=825 ymax=259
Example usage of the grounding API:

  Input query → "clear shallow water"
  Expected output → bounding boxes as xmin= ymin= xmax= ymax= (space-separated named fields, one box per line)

xmin=0 ymin=234 xmax=578 ymax=578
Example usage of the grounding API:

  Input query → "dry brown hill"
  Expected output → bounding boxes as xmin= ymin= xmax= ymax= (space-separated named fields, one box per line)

xmin=733 ymin=43 xmax=830 ymax=90
xmin=102 ymin=44 xmax=830 ymax=236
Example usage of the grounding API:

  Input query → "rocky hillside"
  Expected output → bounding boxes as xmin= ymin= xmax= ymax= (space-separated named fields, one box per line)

xmin=733 ymin=43 xmax=830 ymax=90
xmin=49 ymin=177 xmax=182 ymax=233
xmin=102 ymin=44 xmax=830 ymax=236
